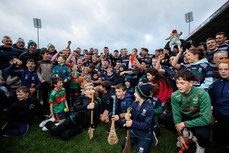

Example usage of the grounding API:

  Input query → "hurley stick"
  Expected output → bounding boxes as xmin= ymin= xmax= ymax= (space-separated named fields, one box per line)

xmin=108 ymin=95 xmax=118 ymax=145
xmin=123 ymin=107 xmax=132 ymax=153
xmin=88 ymin=91 xmax=95 ymax=140
xmin=31 ymin=83 xmax=35 ymax=95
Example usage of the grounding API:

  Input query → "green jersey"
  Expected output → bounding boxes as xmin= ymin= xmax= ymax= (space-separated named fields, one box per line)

xmin=171 ymin=86 xmax=212 ymax=135
xmin=49 ymin=88 xmax=66 ymax=114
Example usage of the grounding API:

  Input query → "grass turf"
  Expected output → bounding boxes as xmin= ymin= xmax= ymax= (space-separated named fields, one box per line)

xmin=1 ymin=119 xmax=221 ymax=153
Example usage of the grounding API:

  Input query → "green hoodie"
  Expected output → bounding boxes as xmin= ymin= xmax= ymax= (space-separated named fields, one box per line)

xmin=171 ymin=86 xmax=212 ymax=135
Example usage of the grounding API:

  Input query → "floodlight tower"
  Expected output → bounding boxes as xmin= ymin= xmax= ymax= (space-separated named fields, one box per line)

xmin=33 ymin=18 xmax=42 ymax=48
xmin=185 ymin=12 xmax=194 ymax=35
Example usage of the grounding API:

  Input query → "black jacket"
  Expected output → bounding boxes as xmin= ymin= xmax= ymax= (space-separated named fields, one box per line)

xmin=0 ymin=96 xmax=44 ymax=127
xmin=72 ymin=95 xmax=100 ymax=128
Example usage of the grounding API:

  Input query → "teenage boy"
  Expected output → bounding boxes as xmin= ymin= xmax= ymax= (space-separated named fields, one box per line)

xmin=37 ymin=48 xmax=54 ymax=113
xmin=43 ymin=83 xmax=100 ymax=140
xmin=112 ymin=84 xmax=132 ymax=128
xmin=100 ymin=80 xmax=115 ymax=123
xmin=160 ymin=69 xmax=212 ymax=153
xmin=0 ymin=86 xmax=44 ymax=137
xmin=121 ymin=83 xmax=158 ymax=153
xmin=6 ymin=59 xmax=41 ymax=97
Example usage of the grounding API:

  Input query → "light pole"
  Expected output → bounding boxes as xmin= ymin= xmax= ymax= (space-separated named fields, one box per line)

xmin=185 ymin=12 xmax=194 ymax=35
xmin=33 ymin=18 xmax=42 ymax=48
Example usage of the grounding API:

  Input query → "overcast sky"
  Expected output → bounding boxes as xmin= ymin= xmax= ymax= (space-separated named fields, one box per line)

xmin=0 ymin=0 xmax=227 ymax=54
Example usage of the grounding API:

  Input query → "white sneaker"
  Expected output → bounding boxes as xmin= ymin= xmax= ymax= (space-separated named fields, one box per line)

xmin=196 ymin=142 xmax=205 ymax=153
xmin=55 ymin=123 xmax=60 ymax=126
xmin=39 ymin=118 xmax=55 ymax=128
xmin=42 ymin=126 xmax=49 ymax=131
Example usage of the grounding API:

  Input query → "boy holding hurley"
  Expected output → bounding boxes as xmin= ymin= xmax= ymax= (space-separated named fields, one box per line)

xmin=43 ymin=83 xmax=100 ymax=140
xmin=172 ymin=70 xmax=212 ymax=153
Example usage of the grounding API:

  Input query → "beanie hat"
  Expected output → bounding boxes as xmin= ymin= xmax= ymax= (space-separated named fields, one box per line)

xmin=172 ymin=29 xmax=177 ymax=34
xmin=135 ymin=83 xmax=153 ymax=100
xmin=47 ymin=43 xmax=54 ymax=50
xmin=119 ymin=63 xmax=126 ymax=70
xmin=17 ymin=38 xmax=24 ymax=43
xmin=138 ymin=76 xmax=147 ymax=83
xmin=199 ymin=42 xmax=207 ymax=51
xmin=28 ymin=40 xmax=37 ymax=48
xmin=125 ymin=75 xmax=132 ymax=82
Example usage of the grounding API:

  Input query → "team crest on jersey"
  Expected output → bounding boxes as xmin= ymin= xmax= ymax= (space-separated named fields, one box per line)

xmin=139 ymin=147 xmax=144 ymax=153
xmin=198 ymin=68 xmax=203 ymax=72
xmin=29 ymin=104 xmax=35 ymax=109
xmin=32 ymin=76 xmax=35 ymax=80
xmin=192 ymin=97 xmax=198 ymax=104
xmin=141 ymin=109 xmax=147 ymax=116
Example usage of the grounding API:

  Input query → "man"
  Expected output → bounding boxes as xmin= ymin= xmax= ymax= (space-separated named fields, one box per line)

xmin=211 ymin=51 xmax=228 ymax=82
xmin=140 ymin=48 xmax=152 ymax=67
xmin=19 ymin=40 xmax=40 ymax=69
xmin=215 ymin=32 xmax=229 ymax=53
xmin=111 ymin=50 xmax=121 ymax=67
xmin=206 ymin=38 xmax=219 ymax=64
xmin=13 ymin=38 xmax=27 ymax=52
xmin=0 ymin=36 xmax=23 ymax=70
xmin=103 ymin=47 xmax=112 ymax=62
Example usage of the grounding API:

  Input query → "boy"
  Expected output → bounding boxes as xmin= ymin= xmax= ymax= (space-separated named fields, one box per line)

xmin=112 ymin=84 xmax=132 ymax=128
xmin=52 ymin=55 xmax=71 ymax=104
xmin=124 ymin=77 xmax=134 ymax=96
xmin=209 ymin=59 xmax=229 ymax=152
xmin=0 ymin=86 xmax=44 ymax=137
xmin=49 ymin=77 xmax=69 ymax=121
xmin=159 ymin=69 xmax=212 ymax=153
xmin=6 ymin=59 xmax=41 ymax=97
xmin=121 ymin=83 xmax=158 ymax=153
xmin=100 ymin=81 xmax=115 ymax=123
xmin=105 ymin=68 xmax=118 ymax=87
xmin=44 ymin=83 xmax=100 ymax=140
xmin=52 ymin=56 xmax=71 ymax=82
xmin=37 ymin=48 xmax=54 ymax=113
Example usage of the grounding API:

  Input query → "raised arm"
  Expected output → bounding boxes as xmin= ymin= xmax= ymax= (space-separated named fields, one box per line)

xmin=171 ymin=46 xmax=183 ymax=70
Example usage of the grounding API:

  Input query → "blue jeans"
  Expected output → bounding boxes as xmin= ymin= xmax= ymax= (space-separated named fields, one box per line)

xmin=2 ymin=121 xmax=29 ymax=137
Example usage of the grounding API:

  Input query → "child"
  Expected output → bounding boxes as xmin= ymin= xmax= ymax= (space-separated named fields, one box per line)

xmin=91 ymin=71 xmax=102 ymax=87
xmin=146 ymin=68 xmax=173 ymax=106
xmin=37 ymin=48 xmax=54 ymax=113
xmin=5 ymin=57 xmax=22 ymax=103
xmin=49 ymin=77 xmax=69 ymax=122
xmin=100 ymin=81 xmax=115 ymax=123
xmin=52 ymin=56 xmax=71 ymax=84
xmin=105 ymin=68 xmax=118 ymax=87
xmin=124 ymin=77 xmax=134 ymax=96
xmin=52 ymin=55 xmax=71 ymax=104
xmin=43 ymin=83 xmax=100 ymax=140
xmin=0 ymin=86 xmax=44 ymax=137
xmin=69 ymin=64 xmax=81 ymax=108
xmin=112 ymin=84 xmax=132 ymax=128
xmin=209 ymin=59 xmax=229 ymax=152
xmin=160 ymin=70 xmax=212 ymax=152
xmin=6 ymin=59 xmax=41 ymax=97
xmin=117 ymin=63 xmax=126 ymax=84
xmin=121 ymin=83 xmax=158 ymax=153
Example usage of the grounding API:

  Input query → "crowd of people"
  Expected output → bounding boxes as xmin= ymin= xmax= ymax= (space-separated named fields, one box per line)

xmin=0 ymin=31 xmax=229 ymax=153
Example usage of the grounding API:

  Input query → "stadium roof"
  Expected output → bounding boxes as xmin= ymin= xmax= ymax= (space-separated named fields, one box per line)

xmin=185 ymin=1 xmax=229 ymax=44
